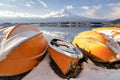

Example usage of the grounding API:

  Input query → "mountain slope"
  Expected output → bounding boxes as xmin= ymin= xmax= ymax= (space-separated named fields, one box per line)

xmin=0 ymin=9 xmax=107 ymax=23
xmin=40 ymin=9 xmax=103 ymax=22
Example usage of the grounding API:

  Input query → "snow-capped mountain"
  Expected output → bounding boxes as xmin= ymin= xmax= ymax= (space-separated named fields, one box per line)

xmin=40 ymin=9 xmax=104 ymax=22
xmin=44 ymin=9 xmax=80 ymax=18
xmin=0 ymin=9 xmax=107 ymax=23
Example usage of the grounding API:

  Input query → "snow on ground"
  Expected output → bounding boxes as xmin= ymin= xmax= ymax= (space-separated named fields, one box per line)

xmin=22 ymin=53 xmax=120 ymax=80
xmin=22 ymin=54 xmax=65 ymax=80
xmin=71 ymin=60 xmax=120 ymax=80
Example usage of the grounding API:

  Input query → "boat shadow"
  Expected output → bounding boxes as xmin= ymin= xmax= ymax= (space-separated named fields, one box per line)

xmin=79 ymin=47 xmax=120 ymax=69
xmin=0 ymin=51 xmax=48 ymax=80
xmin=49 ymin=55 xmax=86 ymax=79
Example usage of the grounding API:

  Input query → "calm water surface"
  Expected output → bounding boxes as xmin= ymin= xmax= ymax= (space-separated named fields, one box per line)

xmin=37 ymin=26 xmax=96 ymax=42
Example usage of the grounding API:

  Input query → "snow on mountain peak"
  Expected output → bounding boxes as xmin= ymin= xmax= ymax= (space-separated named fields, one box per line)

xmin=44 ymin=9 xmax=78 ymax=18
xmin=38 ymin=9 xmax=103 ymax=22
xmin=0 ymin=9 xmax=106 ymax=23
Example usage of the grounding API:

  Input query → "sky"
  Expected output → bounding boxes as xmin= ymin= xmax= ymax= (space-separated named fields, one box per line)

xmin=0 ymin=0 xmax=120 ymax=20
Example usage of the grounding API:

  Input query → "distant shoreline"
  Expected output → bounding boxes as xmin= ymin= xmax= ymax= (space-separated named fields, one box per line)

xmin=0 ymin=21 xmax=120 ymax=28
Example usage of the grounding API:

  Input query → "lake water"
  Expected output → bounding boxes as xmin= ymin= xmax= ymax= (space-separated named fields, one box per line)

xmin=37 ymin=26 xmax=96 ymax=42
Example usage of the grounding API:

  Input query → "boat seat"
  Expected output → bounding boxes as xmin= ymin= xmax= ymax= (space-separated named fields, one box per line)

xmin=57 ymin=41 xmax=69 ymax=48
xmin=58 ymin=46 xmax=75 ymax=54
xmin=57 ymin=41 xmax=76 ymax=54
xmin=51 ymin=39 xmax=69 ymax=47
xmin=51 ymin=39 xmax=77 ymax=54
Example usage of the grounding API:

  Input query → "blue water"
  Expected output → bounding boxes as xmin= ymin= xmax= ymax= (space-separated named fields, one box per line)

xmin=37 ymin=26 xmax=96 ymax=42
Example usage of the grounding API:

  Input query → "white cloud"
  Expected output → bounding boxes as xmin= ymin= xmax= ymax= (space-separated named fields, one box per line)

xmin=39 ymin=5 xmax=74 ymax=18
xmin=0 ymin=3 xmax=3 ymax=6
xmin=0 ymin=3 xmax=16 ymax=8
xmin=106 ymin=3 xmax=120 ymax=19
xmin=80 ymin=3 xmax=120 ymax=19
xmin=65 ymin=5 xmax=73 ymax=10
xmin=25 ymin=1 xmax=35 ymax=7
xmin=81 ymin=6 xmax=89 ymax=10
xmin=7 ymin=0 xmax=16 ymax=1
xmin=80 ymin=5 xmax=101 ymax=18
xmin=92 ymin=5 xmax=101 ymax=10
xmin=0 ymin=11 xmax=42 ymax=18
xmin=108 ymin=3 xmax=120 ymax=7
xmin=38 ymin=0 xmax=48 ymax=8
xmin=36 ymin=10 xmax=60 ymax=18
xmin=25 ymin=2 xmax=32 ymax=7
xmin=42 ymin=10 xmax=65 ymax=18
xmin=0 ymin=10 xmax=55 ymax=19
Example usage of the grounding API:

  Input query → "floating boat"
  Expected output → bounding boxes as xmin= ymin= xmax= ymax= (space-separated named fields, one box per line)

xmin=0 ymin=24 xmax=48 ymax=76
xmin=72 ymin=27 xmax=120 ymax=63
xmin=48 ymin=38 xmax=83 ymax=75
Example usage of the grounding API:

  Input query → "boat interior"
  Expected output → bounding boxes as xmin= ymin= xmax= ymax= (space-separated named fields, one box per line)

xmin=50 ymin=38 xmax=78 ymax=54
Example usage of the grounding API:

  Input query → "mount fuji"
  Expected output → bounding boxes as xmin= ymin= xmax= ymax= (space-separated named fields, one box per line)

xmin=39 ymin=9 xmax=106 ymax=23
xmin=0 ymin=9 xmax=107 ymax=23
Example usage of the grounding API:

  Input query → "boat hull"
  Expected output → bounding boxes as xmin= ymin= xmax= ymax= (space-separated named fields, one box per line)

xmin=48 ymin=39 xmax=82 ymax=75
xmin=72 ymin=27 xmax=120 ymax=63
xmin=0 ymin=24 xmax=48 ymax=76
xmin=0 ymin=33 xmax=48 ymax=76
xmin=48 ymin=46 xmax=78 ymax=75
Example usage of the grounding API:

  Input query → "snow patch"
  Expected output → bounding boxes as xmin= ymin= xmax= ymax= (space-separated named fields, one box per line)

xmin=0 ymin=31 xmax=40 ymax=61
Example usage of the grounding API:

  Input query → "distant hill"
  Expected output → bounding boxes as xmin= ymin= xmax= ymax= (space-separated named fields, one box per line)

xmin=111 ymin=19 xmax=120 ymax=24
xmin=0 ymin=23 xmax=14 ymax=27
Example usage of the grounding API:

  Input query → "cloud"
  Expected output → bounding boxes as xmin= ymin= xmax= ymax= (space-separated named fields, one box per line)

xmin=106 ymin=3 xmax=120 ymax=19
xmin=81 ymin=6 xmax=89 ymax=10
xmin=38 ymin=0 xmax=48 ymax=8
xmin=65 ymin=5 xmax=73 ymax=10
xmin=39 ymin=5 xmax=74 ymax=18
xmin=25 ymin=1 xmax=35 ymax=7
xmin=7 ymin=0 xmax=16 ymax=1
xmin=0 ymin=11 xmax=42 ymax=18
xmin=25 ymin=2 xmax=32 ymax=7
xmin=108 ymin=3 xmax=120 ymax=7
xmin=80 ymin=5 xmax=101 ymax=11
xmin=0 ymin=10 xmax=56 ymax=19
xmin=80 ymin=3 xmax=120 ymax=19
xmin=80 ymin=5 xmax=101 ymax=18
xmin=0 ymin=3 xmax=16 ymax=8
xmin=0 ymin=3 xmax=3 ymax=6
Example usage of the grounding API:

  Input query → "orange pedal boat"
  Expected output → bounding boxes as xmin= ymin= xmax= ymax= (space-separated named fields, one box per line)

xmin=72 ymin=27 xmax=120 ymax=63
xmin=0 ymin=24 xmax=48 ymax=76
xmin=48 ymin=38 xmax=83 ymax=75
